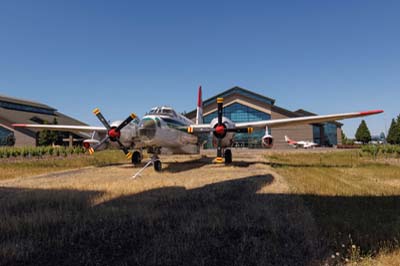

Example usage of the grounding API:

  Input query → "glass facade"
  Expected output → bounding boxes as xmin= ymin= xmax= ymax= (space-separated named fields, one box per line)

xmin=324 ymin=123 xmax=338 ymax=146
xmin=0 ymin=100 xmax=55 ymax=115
xmin=313 ymin=123 xmax=338 ymax=146
xmin=203 ymin=102 xmax=270 ymax=148
xmin=0 ymin=126 xmax=15 ymax=146
xmin=313 ymin=125 xmax=321 ymax=145
xmin=203 ymin=87 xmax=274 ymax=107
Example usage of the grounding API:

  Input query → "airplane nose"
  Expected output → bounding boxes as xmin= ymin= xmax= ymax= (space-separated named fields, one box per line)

xmin=139 ymin=119 xmax=156 ymax=139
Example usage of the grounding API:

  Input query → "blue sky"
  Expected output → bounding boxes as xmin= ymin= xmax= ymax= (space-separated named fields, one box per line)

xmin=1 ymin=0 xmax=399 ymax=137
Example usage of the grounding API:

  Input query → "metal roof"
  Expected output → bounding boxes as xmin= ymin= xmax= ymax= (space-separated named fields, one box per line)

xmin=0 ymin=94 xmax=56 ymax=111
xmin=202 ymin=86 xmax=276 ymax=107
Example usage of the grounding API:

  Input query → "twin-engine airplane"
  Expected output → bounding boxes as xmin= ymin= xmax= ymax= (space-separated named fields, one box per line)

xmin=13 ymin=86 xmax=383 ymax=173
xmin=285 ymin=135 xmax=318 ymax=149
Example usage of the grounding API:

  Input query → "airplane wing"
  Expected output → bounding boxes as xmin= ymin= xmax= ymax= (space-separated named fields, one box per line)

xmin=234 ymin=110 xmax=384 ymax=129
xmin=186 ymin=110 xmax=383 ymax=133
xmin=12 ymin=124 xmax=107 ymax=134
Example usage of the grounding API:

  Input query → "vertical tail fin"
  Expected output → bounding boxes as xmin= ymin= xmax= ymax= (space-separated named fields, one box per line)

xmin=285 ymin=135 xmax=290 ymax=142
xmin=195 ymin=85 xmax=203 ymax=125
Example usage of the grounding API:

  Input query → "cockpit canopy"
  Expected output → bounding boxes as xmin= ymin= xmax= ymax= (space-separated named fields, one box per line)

xmin=148 ymin=106 xmax=178 ymax=117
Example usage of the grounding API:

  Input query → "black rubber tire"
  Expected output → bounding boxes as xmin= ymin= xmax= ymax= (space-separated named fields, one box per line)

xmin=132 ymin=151 xmax=142 ymax=165
xmin=224 ymin=149 xmax=232 ymax=164
xmin=154 ymin=160 xmax=162 ymax=172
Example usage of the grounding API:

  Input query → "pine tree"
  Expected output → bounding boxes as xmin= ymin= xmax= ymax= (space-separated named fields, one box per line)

xmin=355 ymin=120 xmax=371 ymax=144
xmin=341 ymin=129 xmax=348 ymax=144
xmin=387 ymin=118 xmax=398 ymax=144
xmin=396 ymin=115 xmax=400 ymax=144
xmin=49 ymin=117 xmax=60 ymax=145
xmin=38 ymin=120 xmax=51 ymax=146
xmin=37 ymin=118 xmax=60 ymax=146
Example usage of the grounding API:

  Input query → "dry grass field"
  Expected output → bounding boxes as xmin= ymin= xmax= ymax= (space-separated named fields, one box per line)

xmin=1 ymin=149 xmax=400 ymax=265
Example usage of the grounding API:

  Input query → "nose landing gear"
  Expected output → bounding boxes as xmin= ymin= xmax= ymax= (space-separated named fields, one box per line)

xmin=131 ymin=148 xmax=162 ymax=179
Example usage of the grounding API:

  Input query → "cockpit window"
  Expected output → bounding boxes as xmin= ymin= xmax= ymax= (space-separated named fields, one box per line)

xmin=148 ymin=106 xmax=177 ymax=117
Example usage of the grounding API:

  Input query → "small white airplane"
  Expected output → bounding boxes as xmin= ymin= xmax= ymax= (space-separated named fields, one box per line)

xmin=13 ymin=86 xmax=383 ymax=173
xmin=285 ymin=135 xmax=318 ymax=149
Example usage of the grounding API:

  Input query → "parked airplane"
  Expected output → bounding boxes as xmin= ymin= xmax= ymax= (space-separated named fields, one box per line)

xmin=12 ymin=86 xmax=383 ymax=173
xmin=285 ymin=135 xmax=318 ymax=149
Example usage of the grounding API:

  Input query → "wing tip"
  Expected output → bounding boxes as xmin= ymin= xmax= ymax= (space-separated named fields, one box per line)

xmin=359 ymin=110 xmax=384 ymax=116
xmin=11 ymin=124 xmax=26 ymax=127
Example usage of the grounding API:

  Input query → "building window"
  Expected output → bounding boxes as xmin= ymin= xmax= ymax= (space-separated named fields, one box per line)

xmin=313 ymin=123 xmax=338 ymax=146
xmin=313 ymin=125 xmax=321 ymax=145
xmin=203 ymin=87 xmax=274 ymax=107
xmin=0 ymin=126 xmax=15 ymax=146
xmin=203 ymin=103 xmax=270 ymax=148
xmin=323 ymin=123 xmax=338 ymax=146
xmin=0 ymin=100 xmax=55 ymax=115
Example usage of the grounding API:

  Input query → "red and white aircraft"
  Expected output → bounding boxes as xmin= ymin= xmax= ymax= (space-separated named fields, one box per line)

xmin=285 ymin=135 xmax=318 ymax=149
xmin=13 ymin=86 xmax=383 ymax=172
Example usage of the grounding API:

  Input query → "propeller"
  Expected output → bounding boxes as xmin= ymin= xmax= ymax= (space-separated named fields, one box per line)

xmin=211 ymin=98 xmax=253 ymax=163
xmin=213 ymin=98 xmax=225 ymax=161
xmin=91 ymin=108 xmax=137 ymax=159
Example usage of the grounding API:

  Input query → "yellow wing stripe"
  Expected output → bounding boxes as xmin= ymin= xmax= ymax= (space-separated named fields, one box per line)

xmin=217 ymin=98 xmax=224 ymax=103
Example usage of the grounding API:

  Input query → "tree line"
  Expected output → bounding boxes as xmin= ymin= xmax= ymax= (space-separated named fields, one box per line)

xmin=386 ymin=115 xmax=400 ymax=144
xmin=342 ymin=114 xmax=400 ymax=144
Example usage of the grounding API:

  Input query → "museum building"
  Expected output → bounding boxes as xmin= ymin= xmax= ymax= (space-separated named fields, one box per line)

xmin=185 ymin=86 xmax=342 ymax=149
xmin=0 ymin=94 xmax=87 ymax=147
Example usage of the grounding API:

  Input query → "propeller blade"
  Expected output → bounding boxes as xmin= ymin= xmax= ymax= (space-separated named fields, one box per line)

xmin=93 ymin=108 xmax=111 ymax=130
xmin=92 ymin=135 xmax=110 ymax=151
xmin=217 ymin=98 xmax=223 ymax=125
xmin=116 ymin=139 xmax=133 ymax=159
xmin=115 ymin=113 xmax=137 ymax=132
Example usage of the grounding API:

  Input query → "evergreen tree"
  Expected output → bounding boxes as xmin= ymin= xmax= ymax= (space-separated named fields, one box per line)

xmin=387 ymin=118 xmax=398 ymax=144
xmin=49 ymin=117 xmax=60 ymax=145
xmin=355 ymin=120 xmax=371 ymax=144
xmin=37 ymin=118 xmax=60 ymax=146
xmin=396 ymin=115 xmax=400 ymax=144
xmin=38 ymin=121 xmax=51 ymax=146
xmin=379 ymin=132 xmax=386 ymax=143
xmin=341 ymin=129 xmax=348 ymax=144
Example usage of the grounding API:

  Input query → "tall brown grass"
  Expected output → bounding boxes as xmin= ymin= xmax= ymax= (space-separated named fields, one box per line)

xmin=1 ymin=150 xmax=400 ymax=265
xmin=268 ymin=150 xmax=400 ymax=265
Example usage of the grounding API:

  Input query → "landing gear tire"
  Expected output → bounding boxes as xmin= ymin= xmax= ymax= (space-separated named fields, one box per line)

xmin=224 ymin=149 xmax=232 ymax=164
xmin=132 ymin=151 xmax=142 ymax=165
xmin=153 ymin=160 xmax=162 ymax=172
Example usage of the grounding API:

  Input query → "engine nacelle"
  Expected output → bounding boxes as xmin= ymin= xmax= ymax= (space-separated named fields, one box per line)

xmin=262 ymin=134 xmax=274 ymax=149
xmin=82 ymin=138 xmax=107 ymax=152
xmin=110 ymin=120 xmax=138 ymax=147
xmin=210 ymin=116 xmax=235 ymax=147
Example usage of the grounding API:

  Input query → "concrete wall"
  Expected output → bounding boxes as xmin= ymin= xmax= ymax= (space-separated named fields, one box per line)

xmin=336 ymin=127 xmax=342 ymax=145
xmin=0 ymin=119 xmax=36 ymax=146
xmin=270 ymin=109 xmax=313 ymax=149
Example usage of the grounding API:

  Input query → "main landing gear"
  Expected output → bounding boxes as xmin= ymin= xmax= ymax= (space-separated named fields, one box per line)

xmin=213 ymin=148 xmax=233 ymax=164
xmin=131 ymin=151 xmax=142 ymax=165
xmin=224 ymin=148 xmax=232 ymax=164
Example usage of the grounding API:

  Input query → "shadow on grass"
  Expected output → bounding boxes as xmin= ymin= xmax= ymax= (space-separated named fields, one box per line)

xmin=1 ymin=175 xmax=400 ymax=266
xmin=163 ymin=157 xmax=270 ymax=173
